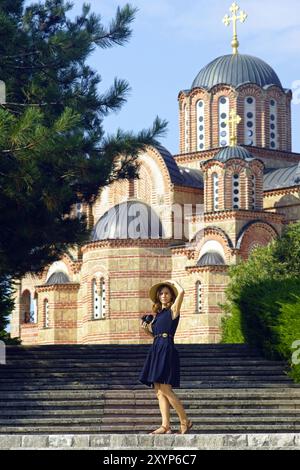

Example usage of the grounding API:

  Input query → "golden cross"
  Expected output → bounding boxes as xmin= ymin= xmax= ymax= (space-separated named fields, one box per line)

xmin=225 ymin=109 xmax=241 ymax=147
xmin=222 ymin=2 xmax=248 ymax=55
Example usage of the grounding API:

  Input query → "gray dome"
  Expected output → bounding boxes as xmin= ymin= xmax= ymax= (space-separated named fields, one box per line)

xmin=214 ymin=145 xmax=253 ymax=163
xmin=46 ymin=271 xmax=70 ymax=285
xmin=192 ymin=54 xmax=282 ymax=90
xmin=92 ymin=200 xmax=165 ymax=241
xmin=197 ymin=252 xmax=225 ymax=266
xmin=264 ymin=163 xmax=300 ymax=191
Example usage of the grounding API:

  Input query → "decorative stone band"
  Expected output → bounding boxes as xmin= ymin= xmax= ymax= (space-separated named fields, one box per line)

xmin=35 ymin=283 xmax=80 ymax=292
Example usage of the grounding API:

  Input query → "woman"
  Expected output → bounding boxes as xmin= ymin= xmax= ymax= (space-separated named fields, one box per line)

xmin=139 ymin=279 xmax=193 ymax=435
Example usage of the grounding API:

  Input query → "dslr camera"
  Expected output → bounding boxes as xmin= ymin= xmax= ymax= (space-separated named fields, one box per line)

xmin=141 ymin=314 xmax=154 ymax=324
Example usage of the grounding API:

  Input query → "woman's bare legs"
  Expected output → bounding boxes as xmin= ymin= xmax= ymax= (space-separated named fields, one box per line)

xmin=150 ymin=383 xmax=171 ymax=433
xmin=159 ymin=383 xmax=192 ymax=432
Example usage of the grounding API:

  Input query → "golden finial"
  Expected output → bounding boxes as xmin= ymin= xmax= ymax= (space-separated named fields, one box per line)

xmin=222 ymin=2 xmax=248 ymax=55
xmin=225 ymin=109 xmax=241 ymax=146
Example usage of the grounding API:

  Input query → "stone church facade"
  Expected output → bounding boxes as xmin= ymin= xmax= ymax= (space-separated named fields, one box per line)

xmin=11 ymin=39 xmax=300 ymax=346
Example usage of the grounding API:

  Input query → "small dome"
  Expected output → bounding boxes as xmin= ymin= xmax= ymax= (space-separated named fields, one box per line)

xmin=214 ymin=145 xmax=253 ymax=162
xmin=197 ymin=252 xmax=225 ymax=266
xmin=192 ymin=54 xmax=282 ymax=90
xmin=92 ymin=200 xmax=165 ymax=241
xmin=46 ymin=271 xmax=70 ymax=285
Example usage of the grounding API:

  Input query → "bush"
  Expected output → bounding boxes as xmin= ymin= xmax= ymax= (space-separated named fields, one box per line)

xmin=221 ymin=222 xmax=300 ymax=383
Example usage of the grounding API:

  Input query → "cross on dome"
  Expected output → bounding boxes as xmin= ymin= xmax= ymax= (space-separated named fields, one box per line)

xmin=222 ymin=2 xmax=248 ymax=55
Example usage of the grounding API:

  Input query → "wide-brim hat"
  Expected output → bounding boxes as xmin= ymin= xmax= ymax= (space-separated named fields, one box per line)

xmin=149 ymin=280 xmax=178 ymax=303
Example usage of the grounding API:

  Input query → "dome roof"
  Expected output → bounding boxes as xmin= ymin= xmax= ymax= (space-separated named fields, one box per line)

xmin=91 ymin=200 xmax=165 ymax=241
xmin=264 ymin=163 xmax=300 ymax=191
xmin=197 ymin=252 xmax=225 ymax=266
xmin=214 ymin=145 xmax=254 ymax=162
xmin=192 ymin=54 xmax=282 ymax=90
xmin=46 ymin=271 xmax=70 ymax=285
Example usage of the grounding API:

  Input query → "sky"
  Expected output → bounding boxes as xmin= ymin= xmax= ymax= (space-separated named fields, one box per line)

xmin=69 ymin=0 xmax=300 ymax=155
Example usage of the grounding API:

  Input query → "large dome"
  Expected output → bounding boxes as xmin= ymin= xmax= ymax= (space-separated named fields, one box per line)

xmin=91 ymin=200 xmax=165 ymax=240
xmin=192 ymin=54 xmax=282 ymax=90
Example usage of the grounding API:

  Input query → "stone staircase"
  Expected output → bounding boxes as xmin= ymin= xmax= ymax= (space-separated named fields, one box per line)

xmin=0 ymin=344 xmax=300 ymax=434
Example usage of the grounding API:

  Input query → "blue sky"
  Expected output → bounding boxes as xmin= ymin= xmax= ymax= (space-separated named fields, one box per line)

xmin=70 ymin=0 xmax=300 ymax=155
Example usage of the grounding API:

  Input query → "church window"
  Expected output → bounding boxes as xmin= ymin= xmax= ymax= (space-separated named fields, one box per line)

xmin=92 ymin=278 xmax=106 ymax=320
xmin=196 ymin=100 xmax=205 ymax=150
xmin=44 ymin=299 xmax=49 ymax=328
xmin=244 ymin=96 xmax=256 ymax=146
xmin=212 ymin=173 xmax=219 ymax=210
xmin=269 ymin=99 xmax=278 ymax=149
xmin=76 ymin=203 xmax=83 ymax=219
xmin=251 ymin=174 xmax=256 ymax=209
xmin=184 ymin=104 xmax=189 ymax=152
xmin=218 ymin=96 xmax=229 ymax=146
xmin=196 ymin=281 xmax=203 ymax=314
xmin=92 ymin=279 xmax=100 ymax=319
xmin=232 ymin=174 xmax=240 ymax=209
xmin=21 ymin=290 xmax=31 ymax=323
xmin=100 ymin=278 xmax=106 ymax=318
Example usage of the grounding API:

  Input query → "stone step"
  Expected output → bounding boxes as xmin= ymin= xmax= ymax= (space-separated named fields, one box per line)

xmin=0 ymin=370 xmax=289 ymax=380
xmin=0 ymin=383 xmax=297 ymax=392
xmin=2 ymin=398 xmax=300 ymax=408
xmin=1 ymin=413 xmax=300 ymax=426
xmin=1 ymin=407 xmax=300 ymax=417
xmin=1 ymin=433 xmax=299 ymax=450
xmin=1 ymin=423 xmax=300 ymax=434
xmin=2 ymin=361 xmax=287 ymax=369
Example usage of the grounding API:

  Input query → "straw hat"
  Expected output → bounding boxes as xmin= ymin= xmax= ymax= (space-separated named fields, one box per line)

xmin=149 ymin=280 xmax=178 ymax=303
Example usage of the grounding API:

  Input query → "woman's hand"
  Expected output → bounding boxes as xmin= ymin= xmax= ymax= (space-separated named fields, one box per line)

xmin=165 ymin=279 xmax=184 ymax=292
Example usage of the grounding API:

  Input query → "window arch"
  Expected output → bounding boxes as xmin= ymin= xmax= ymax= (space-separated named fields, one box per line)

xmin=44 ymin=299 xmax=50 ymax=328
xmin=196 ymin=281 xmax=203 ymax=314
xmin=212 ymin=173 xmax=219 ymax=211
xmin=196 ymin=100 xmax=205 ymax=150
xmin=269 ymin=99 xmax=278 ymax=149
xmin=232 ymin=173 xmax=240 ymax=209
xmin=244 ymin=96 xmax=256 ymax=146
xmin=218 ymin=96 xmax=229 ymax=147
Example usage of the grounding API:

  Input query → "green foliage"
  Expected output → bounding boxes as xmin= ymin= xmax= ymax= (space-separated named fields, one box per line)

xmin=0 ymin=275 xmax=21 ymax=344
xmin=221 ymin=222 xmax=300 ymax=383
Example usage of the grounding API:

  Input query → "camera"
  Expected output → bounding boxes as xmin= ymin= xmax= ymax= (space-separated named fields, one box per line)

xmin=141 ymin=314 xmax=154 ymax=324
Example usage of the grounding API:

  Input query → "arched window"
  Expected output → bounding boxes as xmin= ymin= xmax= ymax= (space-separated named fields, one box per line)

xmin=244 ymin=96 xmax=256 ymax=146
xmin=269 ymin=99 xmax=278 ymax=149
xmin=21 ymin=290 xmax=31 ymax=323
xmin=218 ymin=96 xmax=229 ymax=147
xmin=92 ymin=278 xmax=106 ymax=319
xmin=251 ymin=174 xmax=256 ymax=210
xmin=44 ymin=299 xmax=49 ymax=328
xmin=76 ymin=203 xmax=83 ymax=219
xmin=100 ymin=277 xmax=106 ymax=319
xmin=232 ymin=173 xmax=240 ymax=209
xmin=212 ymin=173 xmax=219 ymax=211
xmin=184 ymin=104 xmax=189 ymax=152
xmin=196 ymin=100 xmax=205 ymax=150
xmin=196 ymin=281 xmax=202 ymax=314
xmin=92 ymin=279 xmax=100 ymax=319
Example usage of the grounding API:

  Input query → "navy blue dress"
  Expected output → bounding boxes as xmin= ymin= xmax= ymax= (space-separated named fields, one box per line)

xmin=139 ymin=307 xmax=180 ymax=388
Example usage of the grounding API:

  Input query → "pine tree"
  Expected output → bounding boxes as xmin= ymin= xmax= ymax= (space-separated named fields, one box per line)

xmin=0 ymin=0 xmax=167 ymax=339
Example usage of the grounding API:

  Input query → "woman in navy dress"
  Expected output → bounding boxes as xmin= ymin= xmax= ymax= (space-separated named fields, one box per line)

xmin=139 ymin=280 xmax=193 ymax=435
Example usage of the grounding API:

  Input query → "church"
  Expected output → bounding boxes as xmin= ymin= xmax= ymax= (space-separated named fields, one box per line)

xmin=11 ymin=3 xmax=300 ymax=346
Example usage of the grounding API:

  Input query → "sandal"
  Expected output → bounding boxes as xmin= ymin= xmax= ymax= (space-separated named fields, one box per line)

xmin=178 ymin=419 xmax=193 ymax=434
xmin=149 ymin=425 xmax=172 ymax=434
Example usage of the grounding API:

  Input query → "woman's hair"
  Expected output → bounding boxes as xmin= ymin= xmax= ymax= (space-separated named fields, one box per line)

xmin=152 ymin=284 xmax=176 ymax=314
